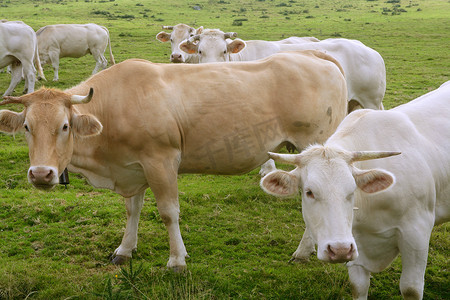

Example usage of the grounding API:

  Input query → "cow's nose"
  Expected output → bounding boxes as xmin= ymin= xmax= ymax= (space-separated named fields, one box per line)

xmin=326 ymin=242 xmax=356 ymax=262
xmin=170 ymin=53 xmax=183 ymax=63
xmin=28 ymin=166 xmax=58 ymax=189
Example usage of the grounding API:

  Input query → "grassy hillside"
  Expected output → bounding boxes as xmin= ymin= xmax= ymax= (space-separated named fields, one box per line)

xmin=0 ymin=0 xmax=449 ymax=299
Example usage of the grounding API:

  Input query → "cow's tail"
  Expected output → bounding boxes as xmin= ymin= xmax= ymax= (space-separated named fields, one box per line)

xmin=34 ymin=41 xmax=46 ymax=81
xmin=102 ymin=26 xmax=115 ymax=65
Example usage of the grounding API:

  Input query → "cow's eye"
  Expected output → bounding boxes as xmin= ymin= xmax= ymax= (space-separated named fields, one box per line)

xmin=198 ymin=50 xmax=202 ymax=54
xmin=62 ymin=124 xmax=69 ymax=131
xmin=223 ymin=50 xmax=227 ymax=54
xmin=24 ymin=124 xmax=29 ymax=132
xmin=306 ymin=190 xmax=315 ymax=199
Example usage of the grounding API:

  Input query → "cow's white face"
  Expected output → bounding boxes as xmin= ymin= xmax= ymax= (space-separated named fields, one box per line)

xmin=260 ymin=146 xmax=399 ymax=263
xmin=156 ymin=24 xmax=203 ymax=63
xmin=179 ymin=30 xmax=246 ymax=64
xmin=0 ymin=88 xmax=102 ymax=190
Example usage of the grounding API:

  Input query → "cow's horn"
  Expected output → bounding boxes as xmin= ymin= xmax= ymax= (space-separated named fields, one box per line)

xmin=0 ymin=96 xmax=24 ymax=105
xmin=224 ymin=32 xmax=238 ymax=39
xmin=268 ymin=152 xmax=300 ymax=166
xmin=162 ymin=26 xmax=174 ymax=30
xmin=187 ymin=34 xmax=201 ymax=43
xmin=351 ymin=151 xmax=401 ymax=162
xmin=71 ymin=88 xmax=94 ymax=104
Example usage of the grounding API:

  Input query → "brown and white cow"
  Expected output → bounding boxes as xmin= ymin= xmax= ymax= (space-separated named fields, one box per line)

xmin=0 ymin=51 xmax=347 ymax=270
xmin=0 ymin=20 xmax=46 ymax=96
xmin=36 ymin=23 xmax=115 ymax=81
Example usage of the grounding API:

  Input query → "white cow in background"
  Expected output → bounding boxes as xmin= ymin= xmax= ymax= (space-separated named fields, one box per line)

xmin=261 ymin=81 xmax=450 ymax=299
xmin=156 ymin=23 xmax=204 ymax=63
xmin=180 ymin=29 xmax=385 ymax=112
xmin=157 ymin=24 xmax=318 ymax=64
xmin=0 ymin=20 xmax=46 ymax=96
xmin=36 ymin=23 xmax=115 ymax=81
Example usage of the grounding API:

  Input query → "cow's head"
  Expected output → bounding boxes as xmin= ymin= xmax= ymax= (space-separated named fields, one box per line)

xmin=0 ymin=88 xmax=102 ymax=190
xmin=156 ymin=24 xmax=203 ymax=63
xmin=179 ymin=29 xmax=246 ymax=63
xmin=260 ymin=145 xmax=400 ymax=263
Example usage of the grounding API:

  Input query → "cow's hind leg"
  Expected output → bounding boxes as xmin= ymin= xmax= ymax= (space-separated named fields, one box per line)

xmin=91 ymin=50 xmax=108 ymax=74
xmin=21 ymin=61 xmax=36 ymax=94
xmin=112 ymin=190 xmax=145 ymax=264
xmin=347 ymin=263 xmax=371 ymax=300
xmin=3 ymin=62 xmax=22 ymax=96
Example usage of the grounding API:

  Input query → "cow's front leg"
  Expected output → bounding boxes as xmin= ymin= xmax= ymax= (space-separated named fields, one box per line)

xmin=290 ymin=227 xmax=316 ymax=262
xmin=398 ymin=227 xmax=431 ymax=300
xmin=145 ymin=154 xmax=188 ymax=271
xmin=347 ymin=263 xmax=371 ymax=300
xmin=112 ymin=190 xmax=145 ymax=264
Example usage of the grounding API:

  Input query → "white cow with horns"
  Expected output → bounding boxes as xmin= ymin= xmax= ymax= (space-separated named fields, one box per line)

xmin=261 ymin=81 xmax=450 ymax=299
xmin=36 ymin=23 xmax=115 ymax=81
xmin=0 ymin=20 xmax=46 ymax=96
xmin=0 ymin=51 xmax=347 ymax=271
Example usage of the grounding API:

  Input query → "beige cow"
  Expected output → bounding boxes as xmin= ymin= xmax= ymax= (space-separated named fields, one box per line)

xmin=0 ymin=51 xmax=347 ymax=270
xmin=36 ymin=23 xmax=115 ymax=81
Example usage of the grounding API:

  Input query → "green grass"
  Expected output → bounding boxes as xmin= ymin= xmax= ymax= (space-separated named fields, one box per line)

xmin=0 ymin=0 xmax=449 ymax=299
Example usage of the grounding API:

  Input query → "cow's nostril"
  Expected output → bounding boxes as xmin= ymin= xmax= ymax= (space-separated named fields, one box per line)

xmin=46 ymin=169 xmax=54 ymax=180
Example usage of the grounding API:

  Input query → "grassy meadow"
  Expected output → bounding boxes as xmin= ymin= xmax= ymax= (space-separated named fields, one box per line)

xmin=0 ymin=0 xmax=449 ymax=299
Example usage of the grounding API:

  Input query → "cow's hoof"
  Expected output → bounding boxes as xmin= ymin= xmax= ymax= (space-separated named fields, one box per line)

xmin=289 ymin=256 xmax=310 ymax=264
xmin=111 ymin=255 xmax=130 ymax=265
xmin=169 ymin=265 xmax=187 ymax=273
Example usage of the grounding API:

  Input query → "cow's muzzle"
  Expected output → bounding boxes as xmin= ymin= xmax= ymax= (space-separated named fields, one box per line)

xmin=170 ymin=53 xmax=184 ymax=63
xmin=28 ymin=166 xmax=59 ymax=190
xmin=323 ymin=241 xmax=358 ymax=263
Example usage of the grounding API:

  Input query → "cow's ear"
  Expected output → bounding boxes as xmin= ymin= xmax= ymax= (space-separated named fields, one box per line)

xmin=353 ymin=168 xmax=395 ymax=194
xmin=196 ymin=26 xmax=204 ymax=34
xmin=0 ymin=110 xmax=25 ymax=134
xmin=71 ymin=113 xmax=103 ymax=138
xmin=260 ymin=170 xmax=299 ymax=197
xmin=179 ymin=40 xmax=198 ymax=54
xmin=156 ymin=31 xmax=171 ymax=42
xmin=227 ymin=39 xmax=246 ymax=54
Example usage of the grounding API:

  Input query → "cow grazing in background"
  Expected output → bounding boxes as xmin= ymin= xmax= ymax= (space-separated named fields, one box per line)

xmin=0 ymin=51 xmax=347 ymax=271
xmin=36 ymin=23 xmax=115 ymax=81
xmin=156 ymin=24 xmax=204 ymax=63
xmin=261 ymin=81 xmax=450 ymax=299
xmin=0 ymin=20 xmax=46 ymax=96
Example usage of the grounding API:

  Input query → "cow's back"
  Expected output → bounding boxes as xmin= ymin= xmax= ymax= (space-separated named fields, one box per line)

xmin=280 ymin=38 xmax=386 ymax=109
